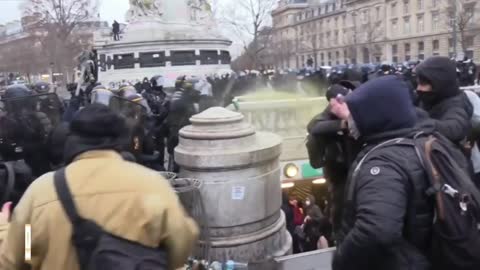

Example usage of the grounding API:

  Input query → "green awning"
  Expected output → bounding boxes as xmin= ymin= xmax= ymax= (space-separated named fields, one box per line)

xmin=302 ymin=163 xmax=323 ymax=179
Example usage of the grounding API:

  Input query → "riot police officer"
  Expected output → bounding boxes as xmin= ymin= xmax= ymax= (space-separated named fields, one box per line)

xmin=166 ymin=76 xmax=201 ymax=172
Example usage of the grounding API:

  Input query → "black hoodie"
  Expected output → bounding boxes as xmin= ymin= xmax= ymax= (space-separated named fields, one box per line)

xmin=415 ymin=56 xmax=473 ymax=143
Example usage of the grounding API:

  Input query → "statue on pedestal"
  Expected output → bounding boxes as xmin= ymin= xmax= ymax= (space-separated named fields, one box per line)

xmin=187 ymin=0 xmax=214 ymax=25
xmin=127 ymin=0 xmax=164 ymax=22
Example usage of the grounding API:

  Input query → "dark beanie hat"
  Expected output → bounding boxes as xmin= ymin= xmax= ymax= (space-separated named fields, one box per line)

xmin=326 ymin=84 xmax=350 ymax=101
xmin=346 ymin=75 xmax=417 ymax=137
xmin=70 ymin=103 xmax=127 ymax=138
xmin=64 ymin=104 xmax=128 ymax=163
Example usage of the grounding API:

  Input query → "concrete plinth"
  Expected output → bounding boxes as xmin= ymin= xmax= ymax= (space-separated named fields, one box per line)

xmin=175 ymin=107 xmax=291 ymax=262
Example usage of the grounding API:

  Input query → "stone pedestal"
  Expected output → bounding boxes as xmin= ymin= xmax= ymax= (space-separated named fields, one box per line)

xmin=175 ymin=107 xmax=292 ymax=262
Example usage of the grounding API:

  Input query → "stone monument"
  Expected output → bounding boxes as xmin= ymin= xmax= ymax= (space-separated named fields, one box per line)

xmin=175 ymin=107 xmax=292 ymax=262
xmin=94 ymin=0 xmax=232 ymax=85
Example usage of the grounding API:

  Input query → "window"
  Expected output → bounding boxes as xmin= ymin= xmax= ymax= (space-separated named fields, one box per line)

xmin=321 ymin=53 xmax=324 ymax=60
xmin=405 ymin=55 xmax=411 ymax=61
xmin=418 ymin=41 xmax=424 ymax=51
xmin=404 ymin=17 xmax=411 ymax=34
xmin=432 ymin=0 xmax=438 ymax=7
xmin=171 ymin=50 xmax=196 ymax=66
xmin=362 ymin=9 xmax=369 ymax=23
xmin=432 ymin=12 xmax=439 ymax=31
xmin=393 ymin=56 xmax=399 ymax=63
xmin=200 ymin=50 xmax=219 ymax=65
xmin=417 ymin=0 xmax=423 ymax=10
xmin=465 ymin=36 xmax=474 ymax=48
xmin=139 ymin=52 xmax=166 ymax=67
xmin=418 ymin=53 xmax=425 ymax=60
xmin=392 ymin=19 xmax=398 ymax=33
xmin=417 ymin=15 xmax=424 ymax=32
xmin=391 ymin=3 xmax=397 ymax=17
xmin=405 ymin=43 xmax=411 ymax=53
xmin=376 ymin=6 xmax=381 ymax=20
xmin=114 ymin=53 xmax=135 ymax=69
xmin=404 ymin=0 xmax=409 ymax=14
xmin=432 ymin=39 xmax=439 ymax=51
xmin=392 ymin=44 xmax=398 ymax=54
xmin=335 ymin=30 xmax=339 ymax=45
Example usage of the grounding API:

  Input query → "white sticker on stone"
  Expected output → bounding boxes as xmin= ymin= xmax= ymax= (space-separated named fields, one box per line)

xmin=370 ymin=167 xmax=381 ymax=176
xmin=232 ymin=186 xmax=246 ymax=200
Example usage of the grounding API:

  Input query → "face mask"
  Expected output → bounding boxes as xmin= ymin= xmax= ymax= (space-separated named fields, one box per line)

xmin=417 ymin=91 xmax=438 ymax=107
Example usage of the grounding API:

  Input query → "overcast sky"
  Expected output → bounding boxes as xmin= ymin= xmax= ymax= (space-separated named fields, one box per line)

xmin=0 ymin=0 xmax=245 ymax=55
xmin=1 ymin=0 xmax=131 ymax=24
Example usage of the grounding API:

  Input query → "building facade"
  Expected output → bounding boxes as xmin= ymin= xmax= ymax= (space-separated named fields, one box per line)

xmin=272 ymin=0 xmax=480 ymax=69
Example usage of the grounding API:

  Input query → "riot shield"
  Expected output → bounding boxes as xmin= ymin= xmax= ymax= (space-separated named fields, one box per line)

xmin=2 ymin=93 xmax=63 ymax=137
xmin=108 ymin=95 xmax=148 ymax=156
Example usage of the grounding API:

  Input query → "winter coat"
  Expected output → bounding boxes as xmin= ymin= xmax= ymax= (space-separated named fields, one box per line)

xmin=416 ymin=56 xmax=473 ymax=144
xmin=0 ymin=150 xmax=199 ymax=270
xmin=333 ymin=75 xmax=440 ymax=270
xmin=333 ymin=126 xmax=437 ymax=270
xmin=423 ymin=92 xmax=473 ymax=144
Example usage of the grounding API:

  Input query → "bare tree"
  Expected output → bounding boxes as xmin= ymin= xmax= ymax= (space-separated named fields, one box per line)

xmin=443 ymin=0 xmax=480 ymax=55
xmin=22 ymin=0 xmax=98 ymax=83
xmin=275 ymin=39 xmax=295 ymax=69
xmin=223 ymin=0 xmax=276 ymax=69
xmin=345 ymin=9 xmax=384 ymax=64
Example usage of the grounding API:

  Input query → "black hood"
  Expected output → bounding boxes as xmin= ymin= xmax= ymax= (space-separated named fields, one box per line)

xmin=346 ymin=75 xmax=417 ymax=138
xmin=415 ymin=56 xmax=460 ymax=101
xmin=364 ymin=107 xmax=436 ymax=144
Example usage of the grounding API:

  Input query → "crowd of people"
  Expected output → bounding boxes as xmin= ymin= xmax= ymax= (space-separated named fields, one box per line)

xmin=0 ymin=54 xmax=478 ymax=270
xmin=304 ymin=56 xmax=480 ymax=270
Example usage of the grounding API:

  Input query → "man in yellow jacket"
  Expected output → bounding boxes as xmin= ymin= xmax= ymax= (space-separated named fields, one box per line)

xmin=0 ymin=104 xmax=199 ymax=270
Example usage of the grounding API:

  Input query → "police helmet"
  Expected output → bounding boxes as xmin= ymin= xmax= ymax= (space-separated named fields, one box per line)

xmin=150 ymin=75 xmax=165 ymax=89
xmin=3 ymin=84 xmax=32 ymax=99
xmin=34 ymin=82 xmax=50 ymax=94
xmin=119 ymin=85 xmax=137 ymax=98
xmin=90 ymin=85 xmax=114 ymax=106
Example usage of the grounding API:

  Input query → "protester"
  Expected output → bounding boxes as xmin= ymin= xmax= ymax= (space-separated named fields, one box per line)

xmin=0 ymin=104 xmax=199 ymax=270
xmin=112 ymin=20 xmax=120 ymax=41
xmin=415 ymin=56 xmax=473 ymax=144
xmin=302 ymin=195 xmax=324 ymax=252
xmin=306 ymin=83 xmax=361 ymax=238
xmin=329 ymin=75 xmax=454 ymax=270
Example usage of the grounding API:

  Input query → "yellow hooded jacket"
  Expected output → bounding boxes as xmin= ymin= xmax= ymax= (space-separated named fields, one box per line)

xmin=0 ymin=150 xmax=199 ymax=270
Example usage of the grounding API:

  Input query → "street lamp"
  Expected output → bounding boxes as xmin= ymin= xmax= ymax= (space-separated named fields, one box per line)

xmin=49 ymin=62 xmax=54 ymax=85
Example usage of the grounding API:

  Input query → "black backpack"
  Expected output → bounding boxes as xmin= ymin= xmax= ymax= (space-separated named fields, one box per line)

xmin=413 ymin=135 xmax=480 ymax=270
xmin=350 ymin=133 xmax=480 ymax=270
xmin=53 ymin=168 xmax=168 ymax=270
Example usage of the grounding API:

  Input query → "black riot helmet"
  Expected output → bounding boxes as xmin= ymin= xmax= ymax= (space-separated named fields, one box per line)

xmin=3 ymin=84 xmax=32 ymax=99
xmin=150 ymin=75 xmax=165 ymax=91
xmin=33 ymin=82 xmax=50 ymax=94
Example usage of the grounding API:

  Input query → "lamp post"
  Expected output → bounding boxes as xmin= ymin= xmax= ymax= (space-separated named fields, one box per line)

xmin=451 ymin=0 xmax=458 ymax=59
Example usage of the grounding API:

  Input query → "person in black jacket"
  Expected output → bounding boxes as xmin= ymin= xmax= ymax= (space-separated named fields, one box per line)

xmin=306 ymin=83 xmax=361 ymax=239
xmin=415 ymin=56 xmax=473 ymax=144
xmin=329 ymin=75 xmax=454 ymax=270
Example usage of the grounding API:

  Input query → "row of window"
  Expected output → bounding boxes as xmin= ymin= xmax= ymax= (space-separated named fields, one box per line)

xmin=390 ymin=0 xmax=436 ymax=17
xmin=295 ymin=0 xmax=345 ymax=22
xmin=391 ymin=37 xmax=475 ymax=56
xmin=99 ymin=50 xmax=231 ymax=70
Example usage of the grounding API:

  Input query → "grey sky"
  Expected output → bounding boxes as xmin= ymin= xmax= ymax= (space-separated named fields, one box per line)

xmin=0 ymin=0 xmax=245 ymax=55
xmin=0 ymin=0 xmax=130 ymax=24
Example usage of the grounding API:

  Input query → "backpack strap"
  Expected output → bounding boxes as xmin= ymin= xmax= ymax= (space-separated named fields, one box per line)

xmin=0 ymin=162 xmax=15 ymax=204
xmin=54 ymin=168 xmax=83 ymax=224
xmin=347 ymin=137 xmax=407 ymax=201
